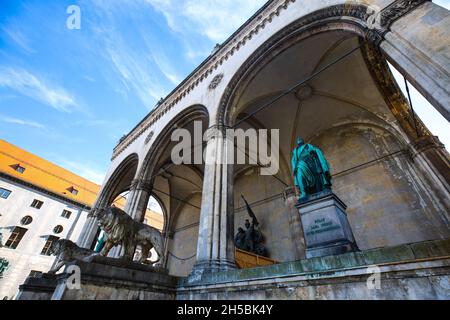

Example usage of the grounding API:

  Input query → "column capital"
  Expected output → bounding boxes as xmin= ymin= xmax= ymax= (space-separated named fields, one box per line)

xmin=130 ymin=178 xmax=153 ymax=193
xmin=204 ymin=124 xmax=230 ymax=141
xmin=410 ymin=135 xmax=445 ymax=156
xmin=365 ymin=0 xmax=430 ymax=48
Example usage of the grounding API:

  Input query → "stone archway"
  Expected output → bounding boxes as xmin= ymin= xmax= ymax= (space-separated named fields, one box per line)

xmin=198 ymin=5 xmax=450 ymax=266
xmin=78 ymin=153 xmax=139 ymax=249
xmin=129 ymin=105 xmax=210 ymax=275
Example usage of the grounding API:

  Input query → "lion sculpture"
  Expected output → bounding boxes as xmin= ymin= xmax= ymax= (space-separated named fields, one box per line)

xmin=94 ymin=206 xmax=164 ymax=265
xmin=48 ymin=239 xmax=97 ymax=274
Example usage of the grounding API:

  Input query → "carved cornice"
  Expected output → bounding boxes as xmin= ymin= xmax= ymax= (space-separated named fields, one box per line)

xmin=410 ymin=135 xmax=445 ymax=156
xmin=380 ymin=0 xmax=429 ymax=29
xmin=361 ymin=40 xmax=430 ymax=140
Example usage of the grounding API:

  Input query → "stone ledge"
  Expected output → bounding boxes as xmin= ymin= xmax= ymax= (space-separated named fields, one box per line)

xmin=177 ymin=260 xmax=450 ymax=300
xmin=179 ymin=238 xmax=450 ymax=287
xmin=59 ymin=257 xmax=178 ymax=290
xmin=18 ymin=274 xmax=58 ymax=293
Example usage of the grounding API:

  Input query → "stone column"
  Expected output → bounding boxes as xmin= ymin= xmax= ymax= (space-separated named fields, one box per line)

xmin=191 ymin=126 xmax=236 ymax=278
xmin=77 ymin=193 xmax=109 ymax=249
xmin=410 ymin=136 xmax=450 ymax=212
xmin=110 ymin=178 xmax=153 ymax=258
xmin=379 ymin=1 xmax=450 ymax=121
xmin=125 ymin=178 xmax=153 ymax=222
xmin=77 ymin=216 xmax=99 ymax=249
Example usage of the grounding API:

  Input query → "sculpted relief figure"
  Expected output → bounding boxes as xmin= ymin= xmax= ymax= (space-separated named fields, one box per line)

xmin=94 ymin=206 xmax=164 ymax=265
xmin=235 ymin=195 xmax=267 ymax=257
xmin=291 ymin=137 xmax=332 ymax=202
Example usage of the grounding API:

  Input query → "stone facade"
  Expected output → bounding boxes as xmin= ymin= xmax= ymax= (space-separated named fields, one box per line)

xmin=0 ymin=177 xmax=89 ymax=299
xmin=68 ymin=0 xmax=450 ymax=299
xmin=17 ymin=239 xmax=450 ymax=300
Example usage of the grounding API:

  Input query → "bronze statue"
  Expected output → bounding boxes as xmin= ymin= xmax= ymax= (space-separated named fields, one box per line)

xmin=93 ymin=206 xmax=164 ymax=265
xmin=235 ymin=195 xmax=267 ymax=257
xmin=48 ymin=239 xmax=97 ymax=274
xmin=291 ymin=137 xmax=332 ymax=202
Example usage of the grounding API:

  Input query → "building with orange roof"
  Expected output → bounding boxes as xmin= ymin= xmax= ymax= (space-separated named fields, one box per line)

xmin=0 ymin=139 xmax=163 ymax=299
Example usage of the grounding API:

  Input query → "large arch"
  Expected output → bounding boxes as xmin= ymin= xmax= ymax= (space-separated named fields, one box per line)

xmin=77 ymin=153 xmax=139 ymax=249
xmin=134 ymin=104 xmax=210 ymax=275
xmin=204 ymin=4 xmax=450 ymax=263
xmin=217 ymin=4 xmax=421 ymax=134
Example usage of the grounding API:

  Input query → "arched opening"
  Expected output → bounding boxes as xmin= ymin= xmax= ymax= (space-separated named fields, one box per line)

xmin=139 ymin=105 xmax=209 ymax=276
xmin=88 ymin=153 xmax=139 ymax=250
xmin=220 ymin=27 xmax=449 ymax=263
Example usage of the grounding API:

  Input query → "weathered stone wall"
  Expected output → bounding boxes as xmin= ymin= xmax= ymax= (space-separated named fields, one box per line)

xmin=49 ymin=259 xmax=177 ymax=300
xmin=230 ymin=122 xmax=449 ymax=263
xmin=166 ymin=193 xmax=201 ymax=277
xmin=234 ymin=170 xmax=299 ymax=262
xmin=178 ymin=239 xmax=450 ymax=300
xmin=17 ymin=239 xmax=450 ymax=300
xmin=312 ymin=124 xmax=450 ymax=250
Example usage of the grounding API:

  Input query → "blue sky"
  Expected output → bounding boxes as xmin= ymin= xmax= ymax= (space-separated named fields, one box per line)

xmin=0 ymin=0 xmax=448 ymax=184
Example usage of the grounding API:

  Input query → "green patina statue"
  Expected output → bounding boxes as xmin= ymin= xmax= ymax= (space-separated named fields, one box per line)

xmin=291 ymin=137 xmax=332 ymax=202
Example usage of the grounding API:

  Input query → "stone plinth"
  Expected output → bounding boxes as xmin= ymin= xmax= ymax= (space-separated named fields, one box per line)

xmin=16 ymin=273 xmax=58 ymax=300
xmin=296 ymin=191 xmax=358 ymax=258
xmin=178 ymin=239 xmax=450 ymax=300
xmin=18 ymin=256 xmax=178 ymax=300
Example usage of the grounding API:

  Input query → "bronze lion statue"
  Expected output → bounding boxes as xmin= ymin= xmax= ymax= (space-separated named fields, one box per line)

xmin=48 ymin=239 xmax=97 ymax=274
xmin=94 ymin=206 xmax=164 ymax=265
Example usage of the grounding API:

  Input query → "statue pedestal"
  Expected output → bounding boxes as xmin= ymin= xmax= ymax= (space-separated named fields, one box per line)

xmin=17 ymin=256 xmax=178 ymax=300
xmin=296 ymin=191 xmax=358 ymax=259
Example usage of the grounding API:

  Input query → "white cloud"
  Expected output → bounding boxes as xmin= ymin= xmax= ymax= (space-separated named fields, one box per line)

xmin=104 ymin=42 xmax=167 ymax=107
xmin=80 ymin=1 xmax=179 ymax=108
xmin=58 ymin=158 xmax=106 ymax=185
xmin=2 ymin=25 xmax=36 ymax=54
xmin=146 ymin=0 xmax=267 ymax=42
xmin=0 ymin=67 xmax=79 ymax=113
xmin=0 ymin=115 xmax=46 ymax=130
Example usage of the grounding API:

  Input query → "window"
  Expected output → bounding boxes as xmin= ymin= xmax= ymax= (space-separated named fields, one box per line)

xmin=0 ymin=188 xmax=11 ymax=199
xmin=40 ymin=236 xmax=59 ymax=256
xmin=30 ymin=199 xmax=43 ymax=209
xmin=53 ymin=225 xmax=63 ymax=234
xmin=10 ymin=164 xmax=25 ymax=174
xmin=61 ymin=210 xmax=72 ymax=219
xmin=20 ymin=216 xmax=33 ymax=226
xmin=66 ymin=186 xmax=78 ymax=196
xmin=29 ymin=270 xmax=43 ymax=278
xmin=15 ymin=165 xmax=25 ymax=173
xmin=4 ymin=227 xmax=28 ymax=249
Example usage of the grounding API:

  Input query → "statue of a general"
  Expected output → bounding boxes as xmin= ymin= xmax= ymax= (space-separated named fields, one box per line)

xmin=291 ymin=137 xmax=332 ymax=201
